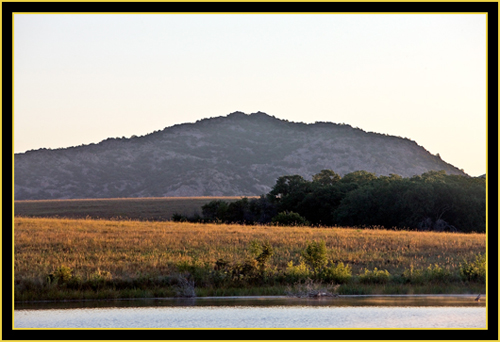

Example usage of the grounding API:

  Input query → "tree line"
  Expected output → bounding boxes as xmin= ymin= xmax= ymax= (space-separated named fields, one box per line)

xmin=173 ymin=170 xmax=486 ymax=233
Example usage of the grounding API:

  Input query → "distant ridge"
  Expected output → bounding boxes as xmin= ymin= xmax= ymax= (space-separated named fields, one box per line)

xmin=15 ymin=111 xmax=467 ymax=200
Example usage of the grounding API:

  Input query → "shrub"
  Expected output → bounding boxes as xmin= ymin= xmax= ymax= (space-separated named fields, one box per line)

xmin=285 ymin=261 xmax=311 ymax=283
xmin=459 ymin=253 xmax=486 ymax=282
xmin=47 ymin=265 xmax=73 ymax=285
xmin=90 ymin=268 xmax=113 ymax=282
xmin=210 ymin=241 xmax=276 ymax=286
xmin=211 ymin=259 xmax=232 ymax=287
xmin=231 ymin=259 xmax=259 ymax=281
xmin=402 ymin=264 xmax=425 ymax=284
xmin=89 ymin=268 xmax=113 ymax=289
xmin=214 ymin=258 xmax=230 ymax=271
xmin=254 ymin=241 xmax=274 ymax=272
xmin=359 ymin=267 xmax=390 ymax=284
xmin=320 ymin=262 xmax=352 ymax=284
xmin=171 ymin=213 xmax=188 ymax=222
xmin=302 ymin=240 xmax=328 ymax=275
xmin=424 ymin=264 xmax=452 ymax=283
xmin=176 ymin=260 xmax=213 ymax=287
xmin=271 ymin=211 xmax=309 ymax=226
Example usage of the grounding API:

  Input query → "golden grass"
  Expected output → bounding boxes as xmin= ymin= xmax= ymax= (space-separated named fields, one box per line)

xmin=14 ymin=217 xmax=486 ymax=283
xmin=14 ymin=196 xmax=255 ymax=221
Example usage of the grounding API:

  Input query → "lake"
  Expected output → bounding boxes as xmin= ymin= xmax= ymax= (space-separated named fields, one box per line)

xmin=14 ymin=295 xmax=486 ymax=329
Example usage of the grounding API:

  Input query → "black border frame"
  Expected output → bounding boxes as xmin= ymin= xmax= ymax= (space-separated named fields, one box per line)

xmin=3 ymin=1 xmax=498 ymax=340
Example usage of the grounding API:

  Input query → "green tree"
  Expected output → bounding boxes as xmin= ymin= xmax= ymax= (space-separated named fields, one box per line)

xmin=312 ymin=169 xmax=341 ymax=186
xmin=201 ymin=200 xmax=229 ymax=222
xmin=298 ymin=186 xmax=344 ymax=226
xmin=339 ymin=170 xmax=377 ymax=187
xmin=267 ymin=175 xmax=312 ymax=214
xmin=248 ymin=195 xmax=278 ymax=223
xmin=268 ymin=175 xmax=309 ymax=199
xmin=226 ymin=197 xmax=250 ymax=223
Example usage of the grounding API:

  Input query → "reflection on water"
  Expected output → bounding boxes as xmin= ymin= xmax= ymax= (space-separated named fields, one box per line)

xmin=14 ymin=295 xmax=486 ymax=329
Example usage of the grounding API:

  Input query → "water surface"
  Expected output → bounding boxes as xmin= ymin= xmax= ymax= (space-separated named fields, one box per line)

xmin=15 ymin=295 xmax=486 ymax=329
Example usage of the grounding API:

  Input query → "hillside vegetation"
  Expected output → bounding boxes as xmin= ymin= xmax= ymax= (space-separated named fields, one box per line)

xmin=15 ymin=111 xmax=466 ymax=200
xmin=14 ymin=217 xmax=486 ymax=301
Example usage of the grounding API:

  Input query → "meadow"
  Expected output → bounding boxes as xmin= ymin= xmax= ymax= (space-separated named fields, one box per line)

xmin=14 ymin=196 xmax=252 ymax=221
xmin=14 ymin=217 xmax=486 ymax=301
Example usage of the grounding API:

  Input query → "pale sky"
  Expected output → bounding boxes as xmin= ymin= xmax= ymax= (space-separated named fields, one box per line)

xmin=14 ymin=13 xmax=487 ymax=176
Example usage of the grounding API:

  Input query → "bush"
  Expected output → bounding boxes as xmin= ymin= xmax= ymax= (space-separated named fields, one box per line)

xmin=254 ymin=241 xmax=274 ymax=271
xmin=302 ymin=240 xmax=328 ymax=275
xmin=89 ymin=268 xmax=113 ymax=289
xmin=231 ymin=259 xmax=259 ymax=282
xmin=171 ymin=213 xmax=188 ymax=222
xmin=47 ymin=265 xmax=74 ymax=285
xmin=285 ymin=261 xmax=311 ymax=283
xmin=402 ymin=265 xmax=425 ymax=284
xmin=359 ymin=267 xmax=391 ymax=284
xmin=320 ymin=262 xmax=352 ymax=284
xmin=424 ymin=264 xmax=452 ymax=283
xmin=209 ymin=241 xmax=276 ymax=287
xmin=459 ymin=254 xmax=486 ymax=282
xmin=271 ymin=211 xmax=309 ymax=227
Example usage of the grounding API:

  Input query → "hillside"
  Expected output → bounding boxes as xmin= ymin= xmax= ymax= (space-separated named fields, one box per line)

xmin=14 ymin=111 xmax=467 ymax=200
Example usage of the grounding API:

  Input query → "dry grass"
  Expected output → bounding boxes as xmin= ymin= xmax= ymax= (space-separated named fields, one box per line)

xmin=14 ymin=217 xmax=486 ymax=283
xmin=14 ymin=196 xmax=254 ymax=221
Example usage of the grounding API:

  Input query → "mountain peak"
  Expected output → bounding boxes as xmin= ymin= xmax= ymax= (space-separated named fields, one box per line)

xmin=226 ymin=111 xmax=273 ymax=119
xmin=250 ymin=111 xmax=270 ymax=116
xmin=227 ymin=111 xmax=246 ymax=117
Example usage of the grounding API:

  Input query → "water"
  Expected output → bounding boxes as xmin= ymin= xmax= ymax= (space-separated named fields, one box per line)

xmin=14 ymin=295 xmax=486 ymax=329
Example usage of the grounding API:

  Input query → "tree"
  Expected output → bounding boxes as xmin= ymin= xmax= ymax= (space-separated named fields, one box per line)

xmin=226 ymin=197 xmax=250 ymax=223
xmin=248 ymin=196 xmax=278 ymax=224
xmin=267 ymin=175 xmax=312 ymax=214
xmin=201 ymin=200 xmax=229 ymax=221
xmin=339 ymin=170 xmax=377 ymax=186
xmin=298 ymin=186 xmax=344 ymax=226
xmin=312 ymin=169 xmax=341 ymax=186
xmin=268 ymin=175 xmax=309 ymax=199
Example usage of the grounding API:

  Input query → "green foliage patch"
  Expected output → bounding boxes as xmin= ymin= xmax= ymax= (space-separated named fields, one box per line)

xmin=272 ymin=211 xmax=309 ymax=227
xmin=459 ymin=253 xmax=486 ymax=282
xmin=197 ymin=169 xmax=485 ymax=232
xmin=359 ymin=268 xmax=391 ymax=284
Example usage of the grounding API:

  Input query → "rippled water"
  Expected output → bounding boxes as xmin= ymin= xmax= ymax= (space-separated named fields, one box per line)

xmin=14 ymin=295 xmax=487 ymax=329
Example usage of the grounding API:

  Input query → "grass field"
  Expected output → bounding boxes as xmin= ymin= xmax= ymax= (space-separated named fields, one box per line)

xmin=14 ymin=217 xmax=486 ymax=301
xmin=14 ymin=196 xmax=254 ymax=221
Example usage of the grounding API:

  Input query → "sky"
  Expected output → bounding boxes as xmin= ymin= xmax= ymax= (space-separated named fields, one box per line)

xmin=14 ymin=13 xmax=487 ymax=176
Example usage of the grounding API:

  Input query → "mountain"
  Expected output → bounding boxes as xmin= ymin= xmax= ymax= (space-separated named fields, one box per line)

xmin=14 ymin=111 xmax=467 ymax=200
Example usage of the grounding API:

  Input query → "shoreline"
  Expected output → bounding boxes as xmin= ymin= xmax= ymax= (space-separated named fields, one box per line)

xmin=15 ymin=293 xmax=485 ymax=308
xmin=16 ymin=293 xmax=482 ymax=302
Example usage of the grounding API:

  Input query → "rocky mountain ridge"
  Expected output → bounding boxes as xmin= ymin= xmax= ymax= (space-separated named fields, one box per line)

xmin=15 ymin=111 xmax=467 ymax=200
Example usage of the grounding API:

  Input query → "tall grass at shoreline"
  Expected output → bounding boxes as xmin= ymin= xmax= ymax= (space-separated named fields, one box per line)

xmin=14 ymin=217 xmax=486 ymax=301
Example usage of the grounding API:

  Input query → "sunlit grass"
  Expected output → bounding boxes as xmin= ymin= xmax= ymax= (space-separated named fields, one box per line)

xmin=14 ymin=217 xmax=486 ymax=300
